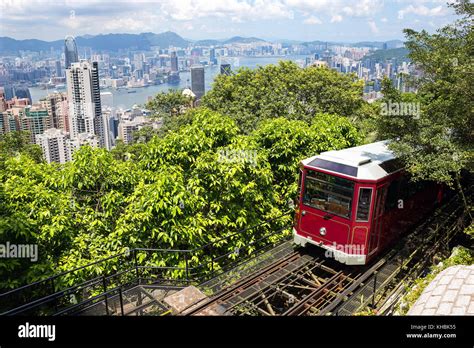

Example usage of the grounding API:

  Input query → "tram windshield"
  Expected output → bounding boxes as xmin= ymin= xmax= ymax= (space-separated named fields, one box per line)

xmin=302 ymin=170 xmax=355 ymax=219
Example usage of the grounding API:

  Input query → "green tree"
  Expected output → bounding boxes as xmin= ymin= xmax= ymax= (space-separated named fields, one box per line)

xmin=146 ymin=89 xmax=194 ymax=136
xmin=202 ymin=61 xmax=375 ymax=133
xmin=0 ymin=131 xmax=43 ymax=164
xmin=252 ymin=115 xmax=361 ymax=202
xmin=376 ymin=0 xmax=473 ymax=214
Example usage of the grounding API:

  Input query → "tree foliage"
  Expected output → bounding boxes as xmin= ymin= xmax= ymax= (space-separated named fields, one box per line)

xmin=376 ymin=0 xmax=473 ymax=187
xmin=252 ymin=115 xmax=361 ymax=201
xmin=145 ymin=88 xmax=194 ymax=136
xmin=202 ymin=61 xmax=375 ymax=133
xmin=0 ymin=47 xmax=375 ymax=299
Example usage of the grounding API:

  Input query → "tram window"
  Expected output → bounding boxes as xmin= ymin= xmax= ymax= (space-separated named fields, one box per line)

xmin=296 ymin=170 xmax=303 ymax=204
xmin=356 ymin=188 xmax=372 ymax=221
xmin=303 ymin=170 xmax=354 ymax=219
xmin=385 ymin=179 xmax=400 ymax=211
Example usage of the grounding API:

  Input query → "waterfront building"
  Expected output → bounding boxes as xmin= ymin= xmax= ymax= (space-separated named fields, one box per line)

xmin=191 ymin=65 xmax=205 ymax=100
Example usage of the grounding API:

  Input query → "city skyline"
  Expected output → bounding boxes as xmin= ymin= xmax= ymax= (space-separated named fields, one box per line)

xmin=1 ymin=0 xmax=459 ymax=42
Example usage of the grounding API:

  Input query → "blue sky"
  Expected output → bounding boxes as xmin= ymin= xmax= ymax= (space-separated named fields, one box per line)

xmin=0 ymin=0 xmax=459 ymax=42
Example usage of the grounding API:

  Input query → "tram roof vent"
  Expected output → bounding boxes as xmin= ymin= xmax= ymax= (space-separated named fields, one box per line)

xmin=356 ymin=157 xmax=372 ymax=165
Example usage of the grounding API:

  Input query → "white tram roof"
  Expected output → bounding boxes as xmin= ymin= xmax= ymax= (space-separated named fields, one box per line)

xmin=301 ymin=140 xmax=400 ymax=181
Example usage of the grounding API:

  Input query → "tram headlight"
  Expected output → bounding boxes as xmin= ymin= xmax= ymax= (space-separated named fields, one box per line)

xmin=319 ymin=227 xmax=327 ymax=236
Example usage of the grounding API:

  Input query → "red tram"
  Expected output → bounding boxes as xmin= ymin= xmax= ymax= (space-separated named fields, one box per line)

xmin=293 ymin=141 xmax=443 ymax=265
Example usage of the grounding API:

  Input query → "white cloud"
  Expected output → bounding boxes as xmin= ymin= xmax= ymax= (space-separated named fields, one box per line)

xmin=303 ymin=15 xmax=322 ymax=25
xmin=159 ymin=0 xmax=293 ymax=22
xmin=398 ymin=5 xmax=446 ymax=19
xmin=330 ymin=14 xmax=343 ymax=23
xmin=286 ymin=0 xmax=382 ymax=17
xmin=368 ymin=20 xmax=379 ymax=34
xmin=0 ymin=0 xmax=456 ymax=41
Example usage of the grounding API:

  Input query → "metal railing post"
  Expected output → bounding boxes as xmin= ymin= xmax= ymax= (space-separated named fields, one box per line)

xmin=102 ymin=275 xmax=109 ymax=316
xmin=119 ymin=287 xmax=124 ymax=316
xmin=134 ymin=249 xmax=140 ymax=285
xmin=184 ymin=252 xmax=189 ymax=284
xmin=372 ymin=271 xmax=378 ymax=309
xmin=50 ymin=278 xmax=58 ymax=313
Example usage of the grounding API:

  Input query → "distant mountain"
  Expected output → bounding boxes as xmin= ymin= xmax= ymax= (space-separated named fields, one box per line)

xmin=192 ymin=39 xmax=222 ymax=46
xmin=0 ymin=37 xmax=62 ymax=54
xmin=352 ymin=40 xmax=404 ymax=49
xmin=301 ymin=40 xmax=331 ymax=48
xmin=300 ymin=39 xmax=404 ymax=49
xmin=363 ymin=47 xmax=409 ymax=61
xmin=274 ymin=39 xmax=303 ymax=45
xmin=223 ymin=36 xmax=266 ymax=44
xmin=0 ymin=32 xmax=270 ymax=54
xmin=0 ymin=32 xmax=404 ymax=54
xmin=0 ymin=31 xmax=190 ymax=54
xmin=384 ymin=40 xmax=405 ymax=49
xmin=74 ymin=33 xmax=150 ymax=51
xmin=140 ymin=31 xmax=189 ymax=48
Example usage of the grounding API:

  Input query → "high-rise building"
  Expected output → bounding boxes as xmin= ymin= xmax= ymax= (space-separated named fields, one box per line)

xmin=36 ymin=128 xmax=71 ymax=164
xmin=66 ymin=61 xmax=110 ymax=150
xmin=40 ymin=93 xmax=69 ymax=132
xmin=3 ymin=85 xmax=32 ymax=103
xmin=170 ymin=51 xmax=178 ymax=72
xmin=55 ymin=60 xmax=62 ymax=77
xmin=209 ymin=48 xmax=217 ymax=65
xmin=64 ymin=36 xmax=79 ymax=69
xmin=68 ymin=132 xmax=100 ymax=152
xmin=191 ymin=65 xmax=205 ymax=100
xmin=0 ymin=108 xmax=16 ymax=135
xmin=13 ymin=86 xmax=32 ymax=102
xmin=6 ymin=105 xmax=52 ymax=142
xmin=118 ymin=117 xmax=143 ymax=145
xmin=220 ymin=63 xmax=232 ymax=76
xmin=3 ymin=85 xmax=14 ymax=101
xmin=385 ymin=63 xmax=392 ymax=78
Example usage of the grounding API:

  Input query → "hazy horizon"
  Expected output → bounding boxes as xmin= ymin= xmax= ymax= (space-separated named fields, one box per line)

xmin=0 ymin=0 xmax=459 ymax=43
xmin=1 ymin=30 xmax=407 ymax=45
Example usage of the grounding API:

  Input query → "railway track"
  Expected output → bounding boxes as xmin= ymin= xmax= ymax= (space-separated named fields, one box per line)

xmin=184 ymin=250 xmax=364 ymax=316
xmin=184 ymin=186 xmax=471 ymax=316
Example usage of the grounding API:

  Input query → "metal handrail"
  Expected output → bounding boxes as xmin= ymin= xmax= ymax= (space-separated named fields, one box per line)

xmin=0 ymin=212 xmax=292 ymax=315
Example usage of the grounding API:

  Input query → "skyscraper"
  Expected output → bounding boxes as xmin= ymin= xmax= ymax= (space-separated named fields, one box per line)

xmin=36 ymin=128 xmax=71 ymax=164
xmin=220 ymin=63 xmax=232 ymax=76
xmin=66 ymin=61 xmax=110 ymax=150
xmin=17 ymin=105 xmax=51 ymax=143
xmin=64 ymin=36 xmax=79 ymax=69
xmin=40 ymin=92 xmax=69 ymax=132
xmin=3 ymin=85 xmax=32 ymax=103
xmin=209 ymin=48 xmax=217 ymax=65
xmin=170 ymin=51 xmax=178 ymax=72
xmin=55 ymin=60 xmax=62 ymax=77
xmin=191 ymin=65 xmax=205 ymax=100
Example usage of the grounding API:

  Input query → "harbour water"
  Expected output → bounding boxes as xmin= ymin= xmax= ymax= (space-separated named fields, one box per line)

xmin=29 ymin=55 xmax=308 ymax=109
